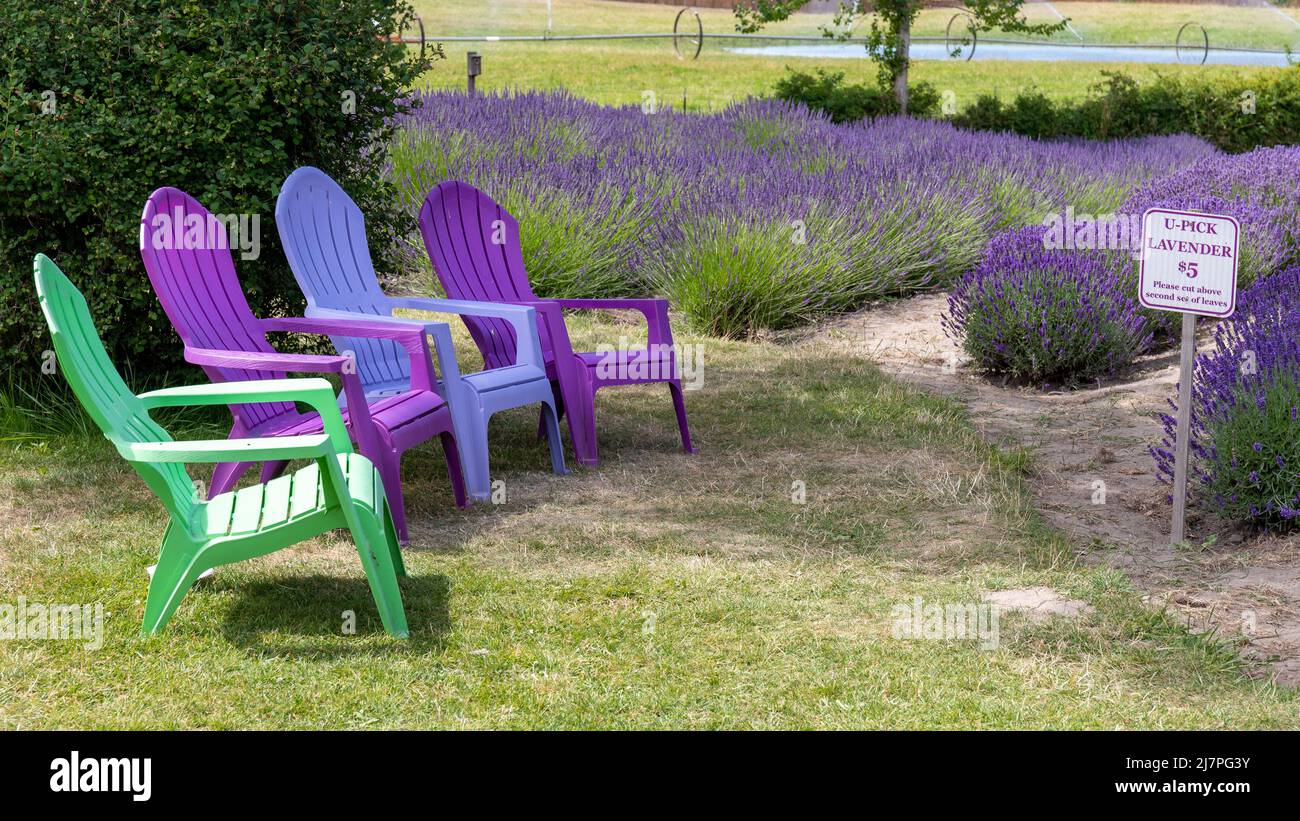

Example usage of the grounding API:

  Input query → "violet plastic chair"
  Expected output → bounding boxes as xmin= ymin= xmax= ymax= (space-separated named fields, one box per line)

xmin=275 ymin=167 xmax=567 ymax=502
xmin=418 ymin=181 xmax=696 ymax=465
xmin=139 ymin=187 xmax=467 ymax=544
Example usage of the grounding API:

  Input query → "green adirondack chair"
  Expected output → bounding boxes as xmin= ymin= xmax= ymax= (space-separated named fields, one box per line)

xmin=34 ymin=254 xmax=409 ymax=638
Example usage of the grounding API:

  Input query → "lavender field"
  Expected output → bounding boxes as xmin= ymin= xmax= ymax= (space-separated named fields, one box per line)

xmin=390 ymin=90 xmax=1300 ymax=542
xmin=388 ymin=90 xmax=1216 ymax=337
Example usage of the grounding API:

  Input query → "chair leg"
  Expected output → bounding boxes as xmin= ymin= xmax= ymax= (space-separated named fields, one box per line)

xmin=209 ymin=460 xmax=251 ymax=497
xmin=459 ymin=411 xmax=493 ymax=503
xmin=375 ymin=453 xmax=410 ymax=547
xmin=535 ymin=406 xmax=549 ymax=441
xmin=258 ymin=460 xmax=289 ymax=483
xmin=668 ymin=381 xmax=698 ymax=454
xmin=439 ymin=431 xmax=470 ymax=509
xmin=537 ymin=382 xmax=566 ymax=439
xmin=554 ymin=372 xmax=598 ymax=466
xmin=383 ymin=504 xmax=407 ymax=578
xmin=350 ymin=508 xmax=409 ymax=639
xmin=321 ymin=455 xmax=408 ymax=638
xmin=141 ymin=524 xmax=205 ymax=636
xmin=574 ymin=395 xmax=599 ymax=466
xmin=540 ymin=400 xmax=568 ymax=475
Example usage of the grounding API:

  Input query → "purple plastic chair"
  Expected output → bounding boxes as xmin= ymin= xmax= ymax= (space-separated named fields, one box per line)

xmin=139 ymin=186 xmax=467 ymax=544
xmin=275 ymin=166 xmax=566 ymax=502
xmin=418 ymin=181 xmax=696 ymax=465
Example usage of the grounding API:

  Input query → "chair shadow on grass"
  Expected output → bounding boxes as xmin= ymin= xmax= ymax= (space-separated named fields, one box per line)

xmin=218 ymin=572 xmax=453 ymax=659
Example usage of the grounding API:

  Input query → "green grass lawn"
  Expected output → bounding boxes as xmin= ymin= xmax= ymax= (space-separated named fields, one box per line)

xmin=412 ymin=0 xmax=1292 ymax=111
xmin=417 ymin=0 xmax=1300 ymax=50
xmin=415 ymin=40 xmax=1282 ymax=111
xmin=3 ymin=313 xmax=1297 ymax=728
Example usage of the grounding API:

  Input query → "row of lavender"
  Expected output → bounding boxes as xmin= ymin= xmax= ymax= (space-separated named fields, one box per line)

xmin=387 ymin=90 xmax=1210 ymax=337
xmin=388 ymin=91 xmax=1300 ymax=531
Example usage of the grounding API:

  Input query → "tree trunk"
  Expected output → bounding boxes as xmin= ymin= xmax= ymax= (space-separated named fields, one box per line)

xmin=894 ymin=15 xmax=911 ymax=114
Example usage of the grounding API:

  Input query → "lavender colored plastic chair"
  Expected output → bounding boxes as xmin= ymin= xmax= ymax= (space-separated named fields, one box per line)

xmin=418 ymin=181 xmax=696 ymax=466
xmin=140 ymin=187 xmax=467 ymax=544
xmin=275 ymin=166 xmax=566 ymax=502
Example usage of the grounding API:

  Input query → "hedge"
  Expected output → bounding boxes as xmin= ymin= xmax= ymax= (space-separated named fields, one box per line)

xmin=952 ymin=70 xmax=1300 ymax=152
xmin=0 ymin=0 xmax=426 ymax=370
xmin=775 ymin=66 xmax=1300 ymax=153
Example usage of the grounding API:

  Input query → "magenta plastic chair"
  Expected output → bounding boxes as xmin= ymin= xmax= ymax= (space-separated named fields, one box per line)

xmin=139 ymin=187 xmax=467 ymax=544
xmin=418 ymin=181 xmax=696 ymax=465
xmin=275 ymin=166 xmax=566 ymax=502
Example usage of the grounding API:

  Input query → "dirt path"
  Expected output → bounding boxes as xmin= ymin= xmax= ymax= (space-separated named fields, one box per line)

xmin=812 ymin=294 xmax=1300 ymax=685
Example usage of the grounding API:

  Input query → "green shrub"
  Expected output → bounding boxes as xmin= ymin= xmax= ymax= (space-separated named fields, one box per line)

xmin=950 ymin=69 xmax=1300 ymax=152
xmin=648 ymin=216 xmax=834 ymax=338
xmin=0 ymin=0 xmax=426 ymax=370
xmin=1006 ymin=90 xmax=1063 ymax=140
xmin=950 ymin=94 xmax=1008 ymax=134
xmin=650 ymin=199 xmax=986 ymax=339
xmin=773 ymin=69 xmax=939 ymax=122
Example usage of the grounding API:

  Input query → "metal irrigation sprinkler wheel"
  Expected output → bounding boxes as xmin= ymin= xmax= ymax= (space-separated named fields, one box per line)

xmin=674 ymin=7 xmax=704 ymax=61
xmin=945 ymin=12 xmax=977 ymax=61
xmin=1175 ymin=22 xmax=1209 ymax=66
xmin=384 ymin=11 xmax=427 ymax=63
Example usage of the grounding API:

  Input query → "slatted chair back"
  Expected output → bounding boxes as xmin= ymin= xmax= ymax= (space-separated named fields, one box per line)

xmin=139 ymin=187 xmax=295 ymax=429
xmin=34 ymin=254 xmax=197 ymax=523
xmin=417 ymin=181 xmax=540 ymax=370
xmin=276 ymin=166 xmax=412 ymax=392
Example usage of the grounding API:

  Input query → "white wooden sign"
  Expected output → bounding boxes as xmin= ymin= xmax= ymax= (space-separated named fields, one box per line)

xmin=1138 ymin=208 xmax=1239 ymax=318
xmin=1137 ymin=208 xmax=1240 ymax=546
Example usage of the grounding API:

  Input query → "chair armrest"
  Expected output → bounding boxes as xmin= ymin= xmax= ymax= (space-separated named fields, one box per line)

xmin=305 ymin=306 xmax=463 ymax=386
xmin=384 ymin=296 xmax=543 ymax=368
xmin=548 ymin=298 xmax=667 ymax=311
xmin=119 ymin=434 xmax=334 ymax=464
xmin=139 ymin=378 xmax=337 ymax=409
xmin=511 ymin=300 xmax=578 ymax=364
xmin=543 ymin=298 xmax=674 ymax=346
xmin=387 ymin=296 xmax=535 ymax=322
xmin=261 ymin=315 xmax=435 ymax=343
xmin=182 ymin=346 xmax=376 ymax=453
xmin=138 ymin=378 xmax=350 ymax=453
xmin=184 ymin=346 xmax=350 ymax=374
xmin=260 ymin=315 xmax=437 ymax=392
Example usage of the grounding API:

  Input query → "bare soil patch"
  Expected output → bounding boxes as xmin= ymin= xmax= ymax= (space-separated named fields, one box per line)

xmin=812 ymin=293 xmax=1300 ymax=685
xmin=985 ymin=586 xmax=1094 ymax=621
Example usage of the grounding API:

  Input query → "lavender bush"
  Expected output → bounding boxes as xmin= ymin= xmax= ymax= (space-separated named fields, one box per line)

xmin=389 ymin=90 xmax=1215 ymax=336
xmin=1153 ymin=268 xmax=1300 ymax=530
xmin=1122 ymin=146 xmax=1300 ymax=292
xmin=943 ymin=225 xmax=1154 ymax=385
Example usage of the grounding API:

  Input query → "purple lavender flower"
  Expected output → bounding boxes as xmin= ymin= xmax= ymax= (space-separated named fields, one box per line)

xmin=943 ymin=224 xmax=1153 ymax=384
xmin=1122 ymin=146 xmax=1300 ymax=289
xmin=1153 ymin=266 xmax=1300 ymax=530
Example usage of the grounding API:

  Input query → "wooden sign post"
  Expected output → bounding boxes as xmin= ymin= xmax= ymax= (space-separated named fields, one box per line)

xmin=1138 ymin=208 xmax=1240 ymax=545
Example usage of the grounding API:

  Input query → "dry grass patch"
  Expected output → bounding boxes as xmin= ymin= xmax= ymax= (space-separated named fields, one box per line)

xmin=3 ymin=313 xmax=1299 ymax=727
